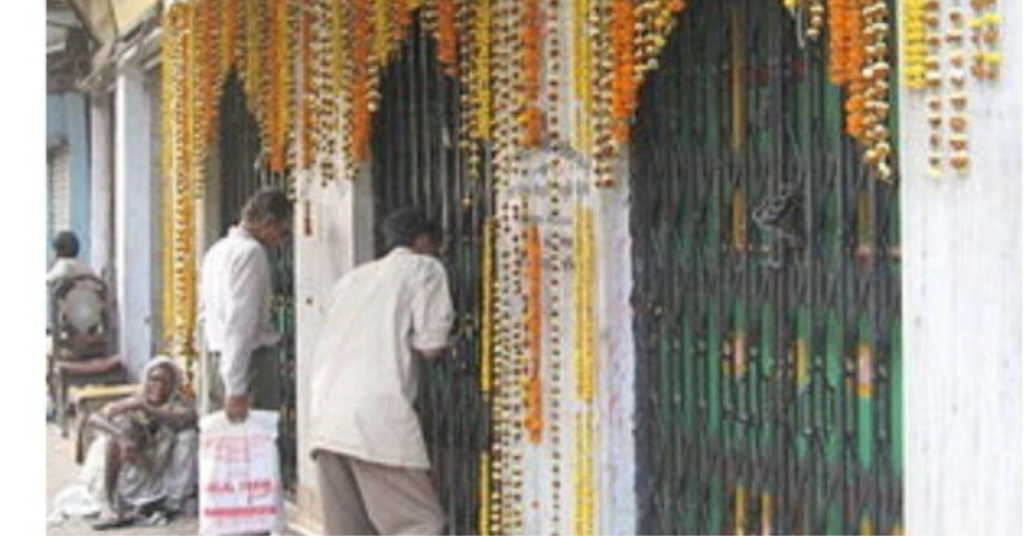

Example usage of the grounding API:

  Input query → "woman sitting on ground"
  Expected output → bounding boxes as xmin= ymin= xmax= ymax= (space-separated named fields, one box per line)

xmin=87 ymin=356 xmax=198 ymax=529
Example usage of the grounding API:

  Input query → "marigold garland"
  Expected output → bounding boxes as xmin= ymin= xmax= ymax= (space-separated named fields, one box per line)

xmin=298 ymin=0 xmax=315 ymax=170
xmin=479 ymin=216 xmax=495 ymax=535
xmin=946 ymin=4 xmax=969 ymax=173
xmin=266 ymin=0 xmax=292 ymax=172
xmin=163 ymin=2 xmax=199 ymax=360
xmin=480 ymin=215 xmax=495 ymax=397
xmin=472 ymin=0 xmax=493 ymax=141
xmin=572 ymin=204 xmax=597 ymax=534
xmin=545 ymin=1 xmax=566 ymax=531
xmin=348 ymin=0 xmax=373 ymax=164
xmin=525 ymin=224 xmax=544 ymax=443
xmin=521 ymin=0 xmax=545 ymax=147
xmin=969 ymin=0 xmax=1001 ymax=81
xmin=220 ymin=0 xmax=240 ymax=76
xmin=573 ymin=0 xmax=594 ymax=155
xmin=860 ymin=0 xmax=893 ymax=180
xmin=610 ymin=0 xmax=637 ymax=143
xmin=828 ymin=0 xmax=857 ymax=85
xmin=436 ymin=0 xmax=460 ymax=76
xmin=902 ymin=0 xmax=929 ymax=90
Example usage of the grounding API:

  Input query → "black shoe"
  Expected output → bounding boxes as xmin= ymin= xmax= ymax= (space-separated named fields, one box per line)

xmin=91 ymin=516 xmax=137 ymax=531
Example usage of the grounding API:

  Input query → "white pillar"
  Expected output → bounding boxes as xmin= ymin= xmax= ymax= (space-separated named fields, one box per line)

xmin=901 ymin=1 xmax=1022 ymax=534
xmin=596 ymin=167 xmax=637 ymax=536
xmin=89 ymin=93 xmax=114 ymax=278
xmin=114 ymin=63 xmax=154 ymax=377
xmin=292 ymin=170 xmax=373 ymax=531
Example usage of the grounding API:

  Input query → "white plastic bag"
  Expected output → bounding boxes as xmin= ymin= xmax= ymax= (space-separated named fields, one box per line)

xmin=199 ymin=410 xmax=284 ymax=535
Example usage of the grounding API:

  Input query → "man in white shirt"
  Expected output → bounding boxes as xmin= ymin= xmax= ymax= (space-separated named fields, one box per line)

xmin=199 ymin=187 xmax=292 ymax=422
xmin=46 ymin=231 xmax=93 ymax=283
xmin=310 ymin=208 xmax=454 ymax=535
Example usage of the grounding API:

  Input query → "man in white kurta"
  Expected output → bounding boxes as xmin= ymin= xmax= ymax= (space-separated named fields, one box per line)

xmin=199 ymin=187 xmax=291 ymax=421
xmin=310 ymin=208 xmax=454 ymax=535
xmin=46 ymin=231 xmax=94 ymax=283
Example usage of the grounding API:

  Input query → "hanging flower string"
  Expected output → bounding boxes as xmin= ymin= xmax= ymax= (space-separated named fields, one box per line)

xmin=610 ymin=0 xmax=636 ymax=143
xmin=299 ymin=0 xmax=315 ymax=170
xmin=220 ymin=0 xmax=240 ymax=76
xmin=163 ymin=2 xmax=199 ymax=361
xmin=472 ymin=0 xmax=493 ymax=141
xmin=525 ymin=224 xmax=544 ymax=443
xmin=545 ymin=0 xmax=566 ymax=530
xmin=946 ymin=4 xmax=969 ymax=173
xmin=268 ymin=0 xmax=293 ymax=172
xmin=572 ymin=205 xmax=597 ymax=534
xmin=348 ymin=0 xmax=373 ymax=164
xmin=479 ymin=216 xmax=495 ymax=535
xmin=573 ymin=0 xmax=593 ymax=155
xmin=969 ymin=0 xmax=1001 ymax=80
xmin=902 ymin=0 xmax=929 ymax=90
xmin=522 ymin=0 xmax=545 ymax=147
xmin=436 ymin=0 xmax=460 ymax=76
xmin=860 ymin=1 xmax=893 ymax=180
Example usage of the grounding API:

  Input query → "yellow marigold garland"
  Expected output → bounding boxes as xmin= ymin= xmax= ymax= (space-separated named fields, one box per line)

xmin=572 ymin=205 xmax=597 ymax=534
xmin=902 ymin=0 xmax=929 ymax=90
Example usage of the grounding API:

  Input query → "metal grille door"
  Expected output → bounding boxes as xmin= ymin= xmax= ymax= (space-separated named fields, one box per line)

xmin=370 ymin=24 xmax=487 ymax=535
xmin=630 ymin=1 xmax=902 ymax=534
xmin=217 ymin=72 xmax=299 ymax=496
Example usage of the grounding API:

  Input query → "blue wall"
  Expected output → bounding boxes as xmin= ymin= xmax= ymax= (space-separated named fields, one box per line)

xmin=46 ymin=92 xmax=91 ymax=265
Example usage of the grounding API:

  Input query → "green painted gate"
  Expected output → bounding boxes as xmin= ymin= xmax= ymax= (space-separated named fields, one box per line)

xmin=630 ymin=1 xmax=902 ymax=534
xmin=370 ymin=23 xmax=488 ymax=535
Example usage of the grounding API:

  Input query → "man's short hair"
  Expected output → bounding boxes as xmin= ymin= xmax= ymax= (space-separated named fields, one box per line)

xmin=381 ymin=207 xmax=441 ymax=251
xmin=241 ymin=187 xmax=292 ymax=226
xmin=52 ymin=231 xmax=80 ymax=258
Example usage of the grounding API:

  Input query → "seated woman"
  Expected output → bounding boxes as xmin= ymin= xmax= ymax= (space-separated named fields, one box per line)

xmin=86 ymin=356 xmax=198 ymax=529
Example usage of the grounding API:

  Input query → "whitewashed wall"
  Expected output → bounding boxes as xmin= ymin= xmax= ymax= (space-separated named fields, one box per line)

xmin=900 ymin=1 xmax=1022 ymax=534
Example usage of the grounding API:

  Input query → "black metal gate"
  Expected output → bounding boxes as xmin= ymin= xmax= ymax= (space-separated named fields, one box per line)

xmin=217 ymin=71 xmax=299 ymax=496
xmin=630 ymin=1 xmax=902 ymax=534
xmin=370 ymin=23 xmax=488 ymax=535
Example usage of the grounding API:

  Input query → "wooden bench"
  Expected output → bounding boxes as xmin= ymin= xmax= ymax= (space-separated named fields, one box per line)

xmin=68 ymin=383 xmax=138 ymax=464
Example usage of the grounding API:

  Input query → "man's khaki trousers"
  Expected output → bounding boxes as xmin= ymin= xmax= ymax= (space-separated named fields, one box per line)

xmin=314 ymin=449 xmax=445 ymax=535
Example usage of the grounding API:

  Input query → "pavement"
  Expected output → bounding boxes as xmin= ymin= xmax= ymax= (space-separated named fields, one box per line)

xmin=46 ymin=421 xmax=199 ymax=536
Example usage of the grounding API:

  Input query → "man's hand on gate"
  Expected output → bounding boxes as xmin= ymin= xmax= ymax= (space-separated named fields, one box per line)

xmin=225 ymin=394 xmax=250 ymax=423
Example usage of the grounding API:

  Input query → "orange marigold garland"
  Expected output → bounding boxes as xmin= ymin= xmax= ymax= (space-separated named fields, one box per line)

xmin=267 ymin=0 xmax=293 ymax=172
xmin=220 ymin=0 xmax=240 ymax=76
xmin=524 ymin=224 xmax=544 ymax=443
xmin=196 ymin=0 xmax=223 ymax=150
xmin=298 ymin=0 xmax=316 ymax=170
xmin=828 ymin=0 xmax=856 ymax=85
xmin=610 ymin=0 xmax=637 ymax=143
xmin=436 ymin=0 xmax=460 ymax=76
xmin=347 ymin=0 xmax=373 ymax=165
xmin=521 ymin=0 xmax=545 ymax=147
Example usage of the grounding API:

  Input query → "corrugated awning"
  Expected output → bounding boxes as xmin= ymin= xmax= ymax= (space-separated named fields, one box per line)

xmin=66 ymin=0 xmax=159 ymax=48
